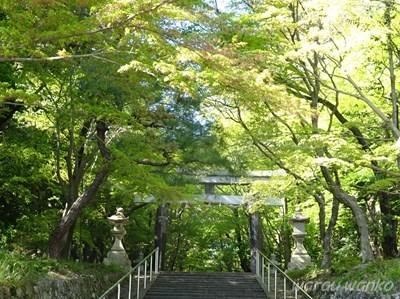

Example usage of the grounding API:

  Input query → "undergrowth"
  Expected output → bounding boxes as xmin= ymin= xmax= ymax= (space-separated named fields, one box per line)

xmin=0 ymin=250 xmax=122 ymax=287
xmin=286 ymin=258 xmax=400 ymax=295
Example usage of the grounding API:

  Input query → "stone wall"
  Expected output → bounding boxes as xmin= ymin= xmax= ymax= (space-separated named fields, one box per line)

xmin=295 ymin=278 xmax=400 ymax=299
xmin=0 ymin=273 xmax=122 ymax=299
xmin=309 ymin=284 xmax=400 ymax=299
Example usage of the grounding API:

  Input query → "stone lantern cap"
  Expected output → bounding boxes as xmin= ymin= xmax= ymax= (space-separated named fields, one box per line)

xmin=107 ymin=207 xmax=130 ymax=225
xmin=289 ymin=208 xmax=310 ymax=224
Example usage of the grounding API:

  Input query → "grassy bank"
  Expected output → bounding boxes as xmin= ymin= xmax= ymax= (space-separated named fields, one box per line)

xmin=0 ymin=250 xmax=122 ymax=287
xmin=286 ymin=258 xmax=400 ymax=295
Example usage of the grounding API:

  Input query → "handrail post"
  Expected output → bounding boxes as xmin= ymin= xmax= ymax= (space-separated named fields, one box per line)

xmin=261 ymin=256 xmax=265 ymax=283
xmin=128 ymin=273 xmax=132 ymax=299
xmin=98 ymin=247 xmax=160 ymax=299
xmin=155 ymin=247 xmax=159 ymax=274
xmin=256 ymin=250 xmax=260 ymax=276
xmin=251 ymin=250 xmax=313 ymax=299
xmin=144 ymin=260 xmax=148 ymax=289
xmin=136 ymin=267 xmax=140 ymax=299
xmin=283 ymin=276 xmax=286 ymax=299
xmin=274 ymin=268 xmax=277 ymax=299
xmin=150 ymin=254 xmax=153 ymax=281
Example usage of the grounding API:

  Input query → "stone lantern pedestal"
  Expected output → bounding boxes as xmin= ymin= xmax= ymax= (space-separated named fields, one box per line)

xmin=104 ymin=208 xmax=131 ymax=272
xmin=288 ymin=208 xmax=313 ymax=270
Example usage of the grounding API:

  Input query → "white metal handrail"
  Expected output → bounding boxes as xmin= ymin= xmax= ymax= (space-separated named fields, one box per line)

xmin=255 ymin=250 xmax=313 ymax=299
xmin=99 ymin=247 xmax=160 ymax=299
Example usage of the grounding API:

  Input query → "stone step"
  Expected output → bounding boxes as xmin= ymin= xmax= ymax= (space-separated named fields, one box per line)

xmin=143 ymin=272 xmax=267 ymax=299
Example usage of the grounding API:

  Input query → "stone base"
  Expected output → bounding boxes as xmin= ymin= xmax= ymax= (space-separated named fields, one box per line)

xmin=104 ymin=250 xmax=131 ymax=272
xmin=288 ymin=253 xmax=313 ymax=270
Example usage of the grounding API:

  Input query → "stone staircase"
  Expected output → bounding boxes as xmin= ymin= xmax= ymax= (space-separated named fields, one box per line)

xmin=143 ymin=272 xmax=267 ymax=299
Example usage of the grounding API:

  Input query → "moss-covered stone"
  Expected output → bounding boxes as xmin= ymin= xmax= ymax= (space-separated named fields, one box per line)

xmin=0 ymin=273 xmax=122 ymax=299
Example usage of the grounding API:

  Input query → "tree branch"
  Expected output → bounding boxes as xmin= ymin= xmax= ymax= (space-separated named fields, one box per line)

xmin=0 ymin=53 xmax=121 ymax=64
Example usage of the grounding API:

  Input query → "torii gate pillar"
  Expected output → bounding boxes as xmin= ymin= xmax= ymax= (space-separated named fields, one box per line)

xmin=155 ymin=203 xmax=168 ymax=271
xmin=249 ymin=211 xmax=263 ymax=273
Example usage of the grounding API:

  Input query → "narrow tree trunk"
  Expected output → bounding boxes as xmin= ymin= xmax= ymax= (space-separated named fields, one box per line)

xmin=155 ymin=203 xmax=169 ymax=271
xmin=332 ymin=187 xmax=374 ymax=263
xmin=57 ymin=188 xmax=80 ymax=259
xmin=169 ymin=231 xmax=181 ymax=272
xmin=379 ymin=193 xmax=399 ymax=257
xmin=319 ymin=163 xmax=373 ymax=264
xmin=382 ymin=3 xmax=400 ymax=258
xmin=321 ymin=197 xmax=339 ymax=268
xmin=385 ymin=2 xmax=399 ymax=132
xmin=249 ymin=211 xmax=263 ymax=273
xmin=169 ymin=207 xmax=184 ymax=271
xmin=282 ymin=198 xmax=291 ymax=268
xmin=366 ymin=197 xmax=382 ymax=257
xmin=313 ymin=192 xmax=328 ymax=267
xmin=59 ymin=222 xmax=76 ymax=260
xmin=233 ymin=208 xmax=251 ymax=272
xmin=315 ymin=195 xmax=326 ymax=248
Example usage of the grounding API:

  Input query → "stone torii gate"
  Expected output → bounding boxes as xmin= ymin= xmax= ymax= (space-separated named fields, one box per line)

xmin=144 ymin=171 xmax=285 ymax=272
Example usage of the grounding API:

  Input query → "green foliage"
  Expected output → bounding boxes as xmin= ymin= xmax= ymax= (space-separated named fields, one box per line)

xmin=0 ymin=250 xmax=121 ymax=287
xmin=0 ymin=251 xmax=54 ymax=287
xmin=287 ymin=259 xmax=400 ymax=295
xmin=333 ymin=259 xmax=400 ymax=294
xmin=165 ymin=203 xmax=250 ymax=272
xmin=285 ymin=266 xmax=322 ymax=280
xmin=71 ymin=206 xmax=112 ymax=263
xmin=13 ymin=210 xmax=62 ymax=254
xmin=0 ymin=116 xmax=60 ymax=252
xmin=331 ymin=255 xmax=362 ymax=276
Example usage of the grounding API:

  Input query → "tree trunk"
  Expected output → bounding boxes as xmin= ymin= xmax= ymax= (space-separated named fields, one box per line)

xmin=169 ymin=207 xmax=184 ymax=271
xmin=48 ymin=120 xmax=110 ymax=260
xmin=155 ymin=203 xmax=169 ymax=271
xmin=59 ymin=222 xmax=76 ymax=260
xmin=233 ymin=208 xmax=251 ymax=272
xmin=249 ymin=211 xmax=263 ymax=273
xmin=332 ymin=187 xmax=374 ymax=263
xmin=57 ymin=186 xmax=80 ymax=259
xmin=382 ymin=3 xmax=400 ymax=258
xmin=321 ymin=197 xmax=339 ymax=268
xmin=282 ymin=198 xmax=291 ymax=268
xmin=379 ymin=192 xmax=399 ymax=258
xmin=314 ymin=191 xmax=339 ymax=269
xmin=48 ymin=165 xmax=109 ymax=260
xmin=314 ymin=193 xmax=327 ymax=267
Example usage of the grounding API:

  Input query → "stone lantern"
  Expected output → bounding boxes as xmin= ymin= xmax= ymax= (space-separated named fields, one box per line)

xmin=104 ymin=207 xmax=131 ymax=271
xmin=288 ymin=208 xmax=313 ymax=270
